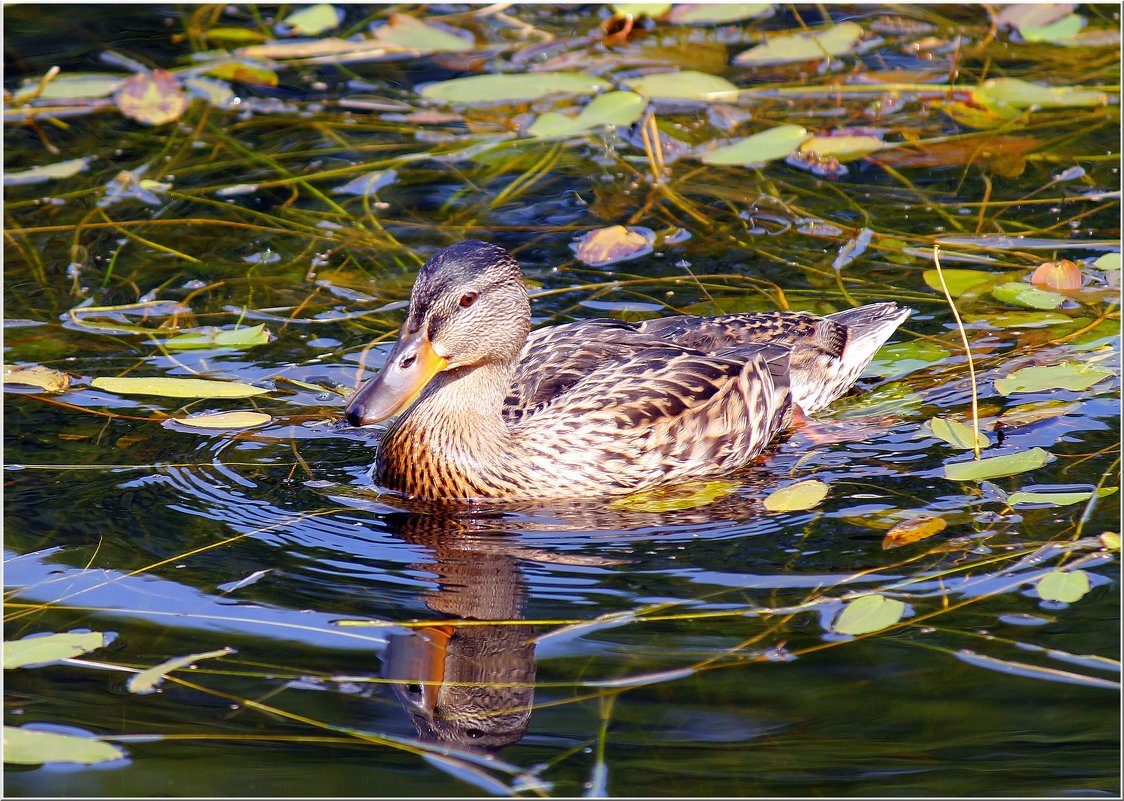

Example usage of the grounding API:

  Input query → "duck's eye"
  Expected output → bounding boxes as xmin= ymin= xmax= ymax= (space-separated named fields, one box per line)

xmin=459 ymin=291 xmax=478 ymax=308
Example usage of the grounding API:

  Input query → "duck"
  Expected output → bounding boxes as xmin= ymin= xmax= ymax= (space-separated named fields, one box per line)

xmin=345 ymin=240 xmax=910 ymax=501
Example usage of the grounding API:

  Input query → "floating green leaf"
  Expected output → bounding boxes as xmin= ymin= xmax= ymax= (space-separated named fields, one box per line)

xmin=799 ymin=134 xmax=885 ymax=161
xmin=3 ymin=157 xmax=91 ymax=187
xmin=281 ymin=4 xmax=342 ymax=36
xmin=994 ymin=363 xmax=1114 ymax=396
xmin=1093 ymin=252 xmax=1120 ymax=271
xmin=865 ymin=340 xmax=949 ymax=379
xmin=373 ymin=14 xmax=474 ymax=52
xmin=926 ymin=417 xmax=991 ymax=450
xmin=972 ymin=77 xmax=1110 ymax=110
xmin=1019 ymin=13 xmax=1085 ymax=43
xmin=667 ymin=4 xmax=773 ymax=24
xmin=4 ymin=632 xmax=109 ymax=669
xmin=2 ymin=364 xmax=70 ymax=392
xmin=944 ymin=447 xmax=1052 ymax=481
xmin=612 ymin=479 xmax=739 ymax=512
xmin=612 ymin=3 xmax=672 ymax=17
xmin=3 ymin=727 xmax=125 ymax=766
xmin=421 ymin=73 xmax=610 ymax=103
xmin=700 ymin=124 xmax=810 ymax=165
xmin=184 ymin=76 xmax=235 ymax=107
xmin=763 ymin=479 xmax=828 ymax=512
xmin=128 ymin=647 xmax=235 ymax=694
xmin=204 ymin=61 xmax=278 ymax=87
xmin=1007 ymin=487 xmax=1117 ymax=507
xmin=964 ymin=310 xmax=1075 ymax=328
xmin=174 ymin=411 xmax=272 ymax=430
xmin=91 ymin=376 xmax=269 ymax=399
xmin=922 ymin=268 xmax=998 ymax=296
xmin=734 ymin=22 xmax=864 ymax=65
xmin=1101 ymin=532 xmax=1121 ymax=550
xmin=160 ymin=324 xmax=270 ymax=351
xmin=528 ymin=91 xmax=645 ymax=138
xmin=622 ymin=70 xmax=738 ymax=101
xmin=1036 ymin=570 xmax=1090 ymax=603
xmin=991 ymin=281 xmax=1066 ymax=310
xmin=12 ymin=72 xmax=125 ymax=102
xmin=832 ymin=594 xmax=906 ymax=635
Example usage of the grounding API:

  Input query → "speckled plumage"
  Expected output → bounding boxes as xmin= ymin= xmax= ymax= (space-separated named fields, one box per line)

xmin=346 ymin=241 xmax=910 ymax=501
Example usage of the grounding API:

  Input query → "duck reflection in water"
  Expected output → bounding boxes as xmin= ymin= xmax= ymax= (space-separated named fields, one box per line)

xmin=382 ymin=516 xmax=539 ymax=752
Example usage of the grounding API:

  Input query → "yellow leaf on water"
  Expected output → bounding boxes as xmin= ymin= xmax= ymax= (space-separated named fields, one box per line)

xmin=882 ymin=516 xmax=947 ymax=549
xmin=174 ymin=411 xmax=272 ymax=430
xmin=3 ymin=726 xmax=124 ymax=766
xmin=127 ymin=647 xmax=235 ymax=694
xmin=571 ymin=225 xmax=655 ymax=267
xmin=763 ymin=479 xmax=829 ymax=512
xmin=91 ymin=376 xmax=269 ymax=399
xmin=3 ymin=364 xmax=70 ymax=392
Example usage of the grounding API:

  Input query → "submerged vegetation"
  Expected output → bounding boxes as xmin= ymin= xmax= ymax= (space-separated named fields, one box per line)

xmin=3 ymin=3 xmax=1120 ymax=797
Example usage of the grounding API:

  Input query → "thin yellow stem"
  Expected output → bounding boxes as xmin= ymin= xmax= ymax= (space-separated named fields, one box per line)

xmin=932 ymin=245 xmax=981 ymax=459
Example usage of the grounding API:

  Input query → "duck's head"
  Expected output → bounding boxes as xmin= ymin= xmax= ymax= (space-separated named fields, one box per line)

xmin=346 ymin=240 xmax=531 ymax=427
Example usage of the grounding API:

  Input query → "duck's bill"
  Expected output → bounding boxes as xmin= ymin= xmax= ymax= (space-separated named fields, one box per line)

xmin=345 ymin=333 xmax=447 ymax=426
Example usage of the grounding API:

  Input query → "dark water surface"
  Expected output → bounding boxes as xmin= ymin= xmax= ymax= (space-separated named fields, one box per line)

xmin=4 ymin=4 xmax=1120 ymax=797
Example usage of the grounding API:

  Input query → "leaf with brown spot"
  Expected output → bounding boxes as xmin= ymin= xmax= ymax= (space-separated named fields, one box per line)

xmin=883 ymin=516 xmax=947 ymax=549
xmin=204 ymin=61 xmax=279 ymax=87
xmin=1030 ymin=260 xmax=1084 ymax=291
xmin=874 ymin=135 xmax=1040 ymax=170
xmin=114 ymin=70 xmax=188 ymax=126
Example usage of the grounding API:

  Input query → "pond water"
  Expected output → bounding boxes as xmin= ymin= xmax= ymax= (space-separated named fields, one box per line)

xmin=3 ymin=4 xmax=1120 ymax=797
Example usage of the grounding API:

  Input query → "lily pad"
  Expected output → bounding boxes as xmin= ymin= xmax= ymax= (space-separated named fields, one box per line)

xmin=174 ymin=411 xmax=272 ymax=430
xmin=734 ymin=22 xmax=864 ymax=66
xmin=3 ymin=364 xmax=70 ymax=392
xmin=571 ymin=225 xmax=655 ymax=267
xmin=667 ymin=4 xmax=773 ymax=25
xmin=1036 ymin=570 xmax=1090 ymax=603
xmin=972 ymin=77 xmax=1110 ymax=110
xmin=991 ymin=281 xmax=1066 ymax=310
xmin=4 ymin=631 xmax=109 ymax=669
xmin=964 ymin=310 xmax=1075 ymax=328
xmin=612 ymin=4 xmax=672 ymax=17
xmin=3 ymin=157 xmax=91 ymax=187
xmin=994 ymin=363 xmax=1114 ymax=396
xmin=1020 ymin=13 xmax=1085 ymax=43
xmin=611 ymin=479 xmax=739 ymax=512
xmin=1093 ymin=252 xmax=1120 ymax=271
xmin=1007 ymin=487 xmax=1117 ymax=507
xmin=114 ymin=70 xmax=189 ymax=126
xmin=925 ymin=417 xmax=991 ymax=450
xmin=763 ymin=479 xmax=828 ymax=512
xmin=995 ymin=4 xmax=1075 ymax=31
xmin=90 ymin=376 xmax=269 ymax=399
xmin=865 ymin=340 xmax=949 ymax=379
xmin=184 ymin=76 xmax=235 ymax=108
xmin=799 ymin=134 xmax=885 ymax=161
xmin=882 ymin=516 xmax=947 ymax=549
xmin=12 ymin=72 xmax=125 ymax=102
xmin=373 ymin=14 xmax=474 ymax=52
xmin=832 ymin=594 xmax=906 ymax=635
xmin=944 ymin=447 xmax=1052 ymax=481
xmin=204 ymin=61 xmax=279 ymax=87
xmin=528 ymin=91 xmax=646 ymax=138
xmin=422 ymin=72 xmax=610 ymax=104
xmin=128 ymin=647 xmax=235 ymax=694
xmin=280 ymin=4 xmax=342 ymax=36
xmin=159 ymin=324 xmax=270 ymax=350
xmin=3 ymin=727 xmax=125 ymax=766
xmin=622 ymin=70 xmax=738 ymax=101
xmin=700 ymin=124 xmax=810 ymax=165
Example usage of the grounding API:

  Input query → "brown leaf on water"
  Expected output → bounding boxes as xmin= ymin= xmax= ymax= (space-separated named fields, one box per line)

xmin=114 ymin=70 xmax=188 ymax=126
xmin=1030 ymin=260 xmax=1083 ymax=291
xmin=874 ymin=135 xmax=1040 ymax=170
xmin=204 ymin=61 xmax=279 ymax=87
xmin=882 ymin=516 xmax=947 ymax=549
xmin=571 ymin=225 xmax=655 ymax=267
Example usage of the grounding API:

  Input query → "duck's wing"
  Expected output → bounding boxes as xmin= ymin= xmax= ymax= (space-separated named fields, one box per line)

xmin=513 ymin=343 xmax=794 ymax=492
xmin=638 ymin=304 xmax=909 ymax=412
xmin=505 ymin=318 xmax=676 ymax=422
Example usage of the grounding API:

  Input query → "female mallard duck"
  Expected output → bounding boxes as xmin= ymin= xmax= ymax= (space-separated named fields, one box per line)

xmin=346 ymin=240 xmax=910 ymax=501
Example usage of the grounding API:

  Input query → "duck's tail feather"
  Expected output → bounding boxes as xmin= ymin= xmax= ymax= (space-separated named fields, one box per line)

xmin=791 ymin=302 xmax=911 ymax=413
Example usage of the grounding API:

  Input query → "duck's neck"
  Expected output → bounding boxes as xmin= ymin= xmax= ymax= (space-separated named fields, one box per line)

xmin=378 ymin=360 xmax=518 ymax=499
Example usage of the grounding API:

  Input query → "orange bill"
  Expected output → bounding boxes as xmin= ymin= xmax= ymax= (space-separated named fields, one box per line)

xmin=345 ymin=331 xmax=448 ymax=426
